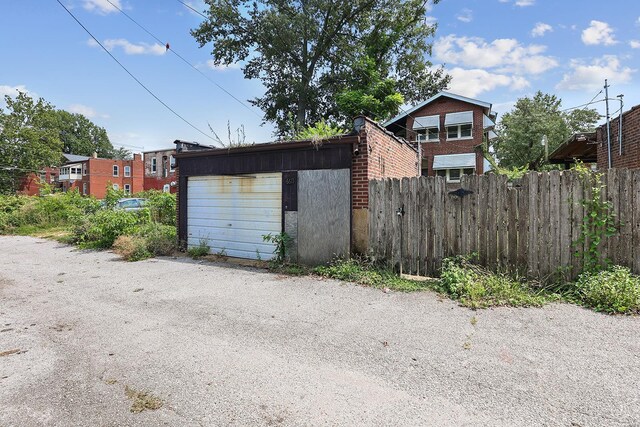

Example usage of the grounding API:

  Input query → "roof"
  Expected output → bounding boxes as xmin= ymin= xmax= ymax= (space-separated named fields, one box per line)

xmin=548 ymin=132 xmax=598 ymax=164
xmin=143 ymin=148 xmax=175 ymax=154
xmin=63 ymin=153 xmax=91 ymax=163
xmin=383 ymin=91 xmax=493 ymax=128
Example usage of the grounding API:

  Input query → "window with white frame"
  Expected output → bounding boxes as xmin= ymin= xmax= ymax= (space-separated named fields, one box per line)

xmin=113 ymin=165 xmax=119 ymax=177
xmin=124 ymin=165 xmax=131 ymax=177
xmin=82 ymin=163 xmax=87 ymax=175
xmin=435 ymin=168 xmax=475 ymax=183
xmin=112 ymin=184 xmax=119 ymax=190
xmin=124 ymin=184 xmax=131 ymax=193
xmin=151 ymin=158 xmax=157 ymax=174
xmin=82 ymin=182 xmax=88 ymax=195
xmin=446 ymin=124 xmax=472 ymax=140
xmin=416 ymin=128 xmax=439 ymax=142
xmin=169 ymin=155 xmax=175 ymax=172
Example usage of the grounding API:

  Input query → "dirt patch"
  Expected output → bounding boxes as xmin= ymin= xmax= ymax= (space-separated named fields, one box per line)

xmin=0 ymin=348 xmax=22 ymax=357
xmin=124 ymin=386 xmax=163 ymax=413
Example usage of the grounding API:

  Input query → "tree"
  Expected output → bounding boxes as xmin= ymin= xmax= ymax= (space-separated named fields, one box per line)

xmin=0 ymin=92 xmax=63 ymax=193
xmin=336 ymin=56 xmax=404 ymax=122
xmin=191 ymin=0 xmax=450 ymax=136
xmin=492 ymin=91 xmax=600 ymax=170
xmin=111 ymin=146 xmax=132 ymax=160
xmin=54 ymin=110 xmax=113 ymax=158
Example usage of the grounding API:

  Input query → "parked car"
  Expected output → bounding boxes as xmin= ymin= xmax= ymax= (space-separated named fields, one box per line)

xmin=114 ymin=198 xmax=147 ymax=211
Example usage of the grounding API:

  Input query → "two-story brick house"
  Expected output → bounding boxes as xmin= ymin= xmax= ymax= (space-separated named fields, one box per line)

xmin=57 ymin=153 xmax=144 ymax=198
xmin=383 ymin=91 xmax=496 ymax=182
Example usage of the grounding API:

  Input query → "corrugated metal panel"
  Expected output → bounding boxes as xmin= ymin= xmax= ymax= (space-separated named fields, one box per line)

xmin=186 ymin=173 xmax=282 ymax=260
xmin=433 ymin=153 xmax=476 ymax=170
xmin=412 ymin=115 xmax=440 ymax=130
xmin=444 ymin=111 xmax=474 ymax=126
xmin=483 ymin=114 xmax=495 ymax=129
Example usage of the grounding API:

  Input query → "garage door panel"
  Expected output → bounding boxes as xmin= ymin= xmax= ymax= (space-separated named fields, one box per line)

xmin=187 ymin=173 xmax=282 ymax=261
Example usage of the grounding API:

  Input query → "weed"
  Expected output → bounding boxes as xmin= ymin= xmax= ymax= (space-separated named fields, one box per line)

xmin=439 ymin=256 xmax=552 ymax=309
xmin=124 ymin=386 xmax=163 ymax=413
xmin=113 ymin=235 xmax=152 ymax=262
xmin=470 ymin=316 xmax=477 ymax=326
xmin=188 ymin=239 xmax=210 ymax=258
xmin=313 ymin=257 xmax=436 ymax=292
xmin=262 ymin=232 xmax=292 ymax=263
xmin=138 ymin=223 xmax=177 ymax=256
xmin=575 ymin=266 xmax=640 ymax=314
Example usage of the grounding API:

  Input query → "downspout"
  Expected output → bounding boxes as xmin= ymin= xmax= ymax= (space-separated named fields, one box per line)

xmin=617 ymin=94 xmax=624 ymax=156
xmin=604 ymin=79 xmax=612 ymax=169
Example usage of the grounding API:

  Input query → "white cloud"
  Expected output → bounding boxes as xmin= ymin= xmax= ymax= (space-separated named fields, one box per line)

xmin=0 ymin=84 xmax=30 ymax=98
xmin=581 ymin=20 xmax=617 ymax=46
xmin=434 ymin=35 xmax=558 ymax=75
xmin=88 ymin=38 xmax=167 ymax=55
xmin=446 ymin=68 xmax=530 ymax=98
xmin=531 ymin=22 xmax=553 ymax=37
xmin=82 ymin=0 xmax=121 ymax=14
xmin=205 ymin=59 xmax=241 ymax=71
xmin=456 ymin=8 xmax=473 ymax=23
xmin=515 ymin=0 xmax=535 ymax=6
xmin=630 ymin=40 xmax=640 ymax=49
xmin=556 ymin=55 xmax=635 ymax=91
xmin=67 ymin=104 xmax=97 ymax=118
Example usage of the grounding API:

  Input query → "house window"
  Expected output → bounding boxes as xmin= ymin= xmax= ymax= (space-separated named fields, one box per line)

xmin=417 ymin=128 xmax=439 ymax=143
xmin=435 ymin=168 xmax=475 ymax=183
xmin=82 ymin=163 xmax=87 ymax=175
xmin=112 ymin=184 xmax=119 ymax=190
xmin=124 ymin=184 xmax=131 ymax=193
xmin=170 ymin=155 xmax=175 ymax=172
xmin=124 ymin=166 xmax=131 ymax=177
xmin=151 ymin=158 xmax=157 ymax=174
xmin=82 ymin=182 xmax=88 ymax=195
xmin=113 ymin=165 xmax=119 ymax=177
xmin=447 ymin=124 xmax=473 ymax=140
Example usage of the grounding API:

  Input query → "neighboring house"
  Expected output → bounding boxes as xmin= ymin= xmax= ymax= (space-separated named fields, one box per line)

xmin=383 ymin=91 xmax=496 ymax=182
xmin=549 ymin=103 xmax=640 ymax=171
xmin=143 ymin=148 xmax=177 ymax=193
xmin=174 ymin=116 xmax=419 ymax=263
xmin=57 ymin=153 xmax=144 ymax=199
xmin=18 ymin=167 xmax=58 ymax=196
xmin=596 ymin=104 xmax=640 ymax=170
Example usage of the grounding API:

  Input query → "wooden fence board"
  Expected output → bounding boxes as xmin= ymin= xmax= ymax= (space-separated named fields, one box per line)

xmin=367 ymin=170 xmax=639 ymax=279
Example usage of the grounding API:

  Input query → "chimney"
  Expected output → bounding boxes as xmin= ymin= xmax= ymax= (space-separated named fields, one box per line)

xmin=133 ymin=153 xmax=142 ymax=161
xmin=92 ymin=152 xmax=98 ymax=159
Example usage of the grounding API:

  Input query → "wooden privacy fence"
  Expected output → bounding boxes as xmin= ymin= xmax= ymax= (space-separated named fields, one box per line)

xmin=368 ymin=169 xmax=640 ymax=279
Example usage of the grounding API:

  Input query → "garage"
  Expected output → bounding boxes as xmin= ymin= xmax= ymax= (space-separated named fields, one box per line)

xmin=187 ymin=173 xmax=282 ymax=260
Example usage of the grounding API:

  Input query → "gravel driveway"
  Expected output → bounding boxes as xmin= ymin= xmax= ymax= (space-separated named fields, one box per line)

xmin=1 ymin=236 xmax=639 ymax=426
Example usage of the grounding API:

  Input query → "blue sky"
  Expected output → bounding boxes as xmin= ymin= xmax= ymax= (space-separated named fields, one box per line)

xmin=1 ymin=0 xmax=639 ymax=152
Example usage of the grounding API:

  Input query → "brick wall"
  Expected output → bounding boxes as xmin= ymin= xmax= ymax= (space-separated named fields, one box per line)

xmin=597 ymin=105 xmax=640 ymax=170
xmin=404 ymin=97 xmax=487 ymax=176
xmin=143 ymin=149 xmax=177 ymax=193
xmin=352 ymin=117 xmax=419 ymax=209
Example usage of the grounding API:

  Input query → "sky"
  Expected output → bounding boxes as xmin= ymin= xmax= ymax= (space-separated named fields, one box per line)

xmin=1 ymin=0 xmax=639 ymax=153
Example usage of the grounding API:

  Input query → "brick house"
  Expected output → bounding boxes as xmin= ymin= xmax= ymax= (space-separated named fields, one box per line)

xmin=18 ymin=167 xmax=58 ymax=196
xmin=549 ymin=103 xmax=640 ymax=171
xmin=383 ymin=91 xmax=496 ymax=182
xmin=57 ymin=153 xmax=144 ymax=199
xmin=174 ymin=116 xmax=419 ymax=262
xmin=596 ymin=104 xmax=640 ymax=170
xmin=143 ymin=148 xmax=177 ymax=193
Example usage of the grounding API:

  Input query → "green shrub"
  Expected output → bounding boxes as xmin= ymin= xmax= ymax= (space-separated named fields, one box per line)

xmin=439 ymin=256 xmax=550 ymax=308
xmin=76 ymin=209 xmax=150 ymax=248
xmin=113 ymin=235 xmax=152 ymax=262
xmin=313 ymin=257 xmax=433 ymax=292
xmin=575 ymin=266 xmax=640 ymax=314
xmin=188 ymin=239 xmax=210 ymax=258
xmin=139 ymin=223 xmax=177 ymax=256
xmin=138 ymin=191 xmax=176 ymax=226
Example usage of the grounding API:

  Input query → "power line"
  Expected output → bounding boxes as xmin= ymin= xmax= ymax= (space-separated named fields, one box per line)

xmin=105 ymin=0 xmax=261 ymax=120
xmin=54 ymin=0 xmax=220 ymax=146
xmin=176 ymin=0 xmax=208 ymax=19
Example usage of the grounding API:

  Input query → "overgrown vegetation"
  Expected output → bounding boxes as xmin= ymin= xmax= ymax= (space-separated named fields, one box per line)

xmin=575 ymin=265 xmax=640 ymax=314
xmin=438 ymin=256 xmax=551 ymax=309
xmin=0 ymin=188 xmax=177 ymax=261
xmin=572 ymin=163 xmax=617 ymax=273
xmin=262 ymin=232 xmax=292 ymax=264
xmin=188 ymin=239 xmax=210 ymax=259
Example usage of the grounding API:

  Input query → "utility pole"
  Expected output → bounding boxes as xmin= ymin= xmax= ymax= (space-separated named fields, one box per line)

xmin=604 ymin=79 xmax=612 ymax=169
xmin=617 ymin=94 xmax=624 ymax=156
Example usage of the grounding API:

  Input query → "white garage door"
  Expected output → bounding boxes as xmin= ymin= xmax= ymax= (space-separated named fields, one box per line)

xmin=187 ymin=173 xmax=282 ymax=260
